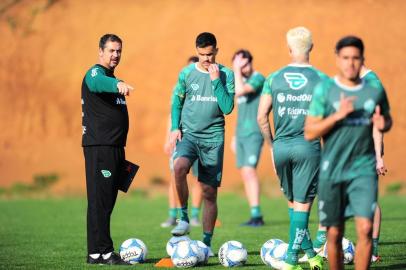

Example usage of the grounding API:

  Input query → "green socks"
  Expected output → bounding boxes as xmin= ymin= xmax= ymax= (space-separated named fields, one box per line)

xmin=191 ymin=207 xmax=200 ymax=219
xmin=250 ymin=205 xmax=262 ymax=218
xmin=372 ymin=238 xmax=379 ymax=256
xmin=180 ymin=206 xmax=189 ymax=222
xmin=169 ymin=208 xmax=178 ymax=219
xmin=313 ymin=230 xmax=327 ymax=249
xmin=286 ymin=211 xmax=315 ymax=265
xmin=203 ymin=231 xmax=213 ymax=247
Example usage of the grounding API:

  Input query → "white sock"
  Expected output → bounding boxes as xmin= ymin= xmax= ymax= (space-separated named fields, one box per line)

xmin=89 ymin=253 xmax=100 ymax=259
xmin=102 ymin=252 xmax=112 ymax=260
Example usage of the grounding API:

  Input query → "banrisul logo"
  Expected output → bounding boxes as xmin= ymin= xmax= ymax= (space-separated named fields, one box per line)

xmin=364 ymin=99 xmax=376 ymax=113
xmin=101 ymin=170 xmax=111 ymax=178
xmin=190 ymin=83 xmax=199 ymax=91
xmin=284 ymin=73 xmax=308 ymax=90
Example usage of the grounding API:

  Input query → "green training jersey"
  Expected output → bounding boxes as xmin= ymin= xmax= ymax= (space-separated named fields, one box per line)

xmin=171 ymin=63 xmax=235 ymax=142
xmin=308 ymin=77 xmax=390 ymax=182
xmin=236 ymin=71 xmax=265 ymax=137
xmin=262 ymin=64 xmax=328 ymax=142
xmin=362 ymin=69 xmax=383 ymax=87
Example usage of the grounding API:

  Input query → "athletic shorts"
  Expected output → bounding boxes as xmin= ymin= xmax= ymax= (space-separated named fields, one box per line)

xmin=169 ymin=157 xmax=198 ymax=178
xmin=236 ymin=134 xmax=264 ymax=168
xmin=318 ymin=176 xmax=378 ymax=227
xmin=173 ymin=135 xmax=224 ymax=187
xmin=272 ymin=139 xmax=320 ymax=203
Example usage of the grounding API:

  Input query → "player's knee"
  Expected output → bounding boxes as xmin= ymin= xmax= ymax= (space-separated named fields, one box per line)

xmin=174 ymin=161 xmax=189 ymax=177
xmin=328 ymin=227 xmax=343 ymax=243
xmin=356 ymin=221 xmax=373 ymax=238
xmin=202 ymin=186 xmax=217 ymax=203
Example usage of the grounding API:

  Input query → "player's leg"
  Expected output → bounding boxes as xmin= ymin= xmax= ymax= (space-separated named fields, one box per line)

xmin=371 ymin=203 xmax=381 ymax=262
xmin=161 ymin=159 xmax=179 ymax=227
xmin=313 ymin=224 xmax=327 ymax=252
xmin=238 ymin=135 xmax=264 ymax=226
xmin=318 ymin=177 xmax=346 ymax=270
xmin=190 ymin=160 xmax=202 ymax=226
xmin=326 ymin=225 xmax=345 ymax=270
xmin=197 ymin=140 xmax=224 ymax=255
xmin=347 ymin=176 xmax=377 ymax=270
xmin=171 ymin=137 xmax=197 ymax=236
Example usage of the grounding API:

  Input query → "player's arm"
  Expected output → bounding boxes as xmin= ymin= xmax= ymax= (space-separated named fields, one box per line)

xmin=373 ymin=126 xmax=387 ymax=175
xmin=233 ymin=55 xmax=256 ymax=97
xmin=85 ymin=67 xmax=133 ymax=95
xmin=304 ymin=89 xmax=356 ymax=140
xmin=169 ymin=71 xmax=187 ymax=148
xmin=257 ymin=94 xmax=273 ymax=146
xmin=209 ymin=64 xmax=235 ymax=115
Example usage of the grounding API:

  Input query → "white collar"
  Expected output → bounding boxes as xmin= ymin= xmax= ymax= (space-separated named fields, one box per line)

xmin=334 ymin=76 xmax=364 ymax=91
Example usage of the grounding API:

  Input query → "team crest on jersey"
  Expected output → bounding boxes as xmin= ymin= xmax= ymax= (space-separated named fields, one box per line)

xmin=190 ymin=83 xmax=199 ymax=91
xmin=284 ymin=73 xmax=308 ymax=90
xmin=91 ymin=68 xmax=98 ymax=77
xmin=278 ymin=106 xmax=286 ymax=117
xmin=333 ymin=101 xmax=340 ymax=111
xmin=363 ymin=99 xmax=376 ymax=113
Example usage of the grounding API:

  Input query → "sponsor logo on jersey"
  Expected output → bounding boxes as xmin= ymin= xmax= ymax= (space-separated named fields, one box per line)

xmin=364 ymin=99 xmax=376 ymax=113
xmin=344 ymin=117 xmax=371 ymax=126
xmin=237 ymin=96 xmax=248 ymax=104
xmin=190 ymin=83 xmax=199 ymax=91
xmin=116 ymin=98 xmax=126 ymax=105
xmin=101 ymin=170 xmax=112 ymax=178
xmin=284 ymin=73 xmax=308 ymax=90
xmin=190 ymin=95 xmax=218 ymax=102
xmin=276 ymin=93 xmax=312 ymax=103
xmin=91 ymin=68 xmax=98 ymax=77
xmin=278 ymin=106 xmax=286 ymax=117
xmin=322 ymin=160 xmax=329 ymax=171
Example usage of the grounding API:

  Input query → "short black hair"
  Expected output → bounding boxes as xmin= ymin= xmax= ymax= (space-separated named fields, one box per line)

xmin=188 ymin=56 xmax=199 ymax=63
xmin=335 ymin=35 xmax=364 ymax=56
xmin=99 ymin=34 xmax=122 ymax=49
xmin=196 ymin=32 xmax=217 ymax=48
xmin=232 ymin=49 xmax=253 ymax=63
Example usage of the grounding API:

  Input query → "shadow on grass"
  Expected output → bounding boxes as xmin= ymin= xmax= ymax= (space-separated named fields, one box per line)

xmin=247 ymin=251 xmax=260 ymax=256
xmin=371 ymin=263 xmax=406 ymax=269
xmin=379 ymin=241 xmax=406 ymax=246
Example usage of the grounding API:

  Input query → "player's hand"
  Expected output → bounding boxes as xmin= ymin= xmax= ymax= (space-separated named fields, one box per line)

xmin=334 ymin=93 xmax=356 ymax=121
xmin=117 ymin=81 xmax=134 ymax=96
xmin=169 ymin=129 xmax=182 ymax=150
xmin=230 ymin=136 xmax=236 ymax=154
xmin=208 ymin=64 xmax=220 ymax=81
xmin=372 ymin=106 xmax=385 ymax=131
xmin=232 ymin=54 xmax=249 ymax=71
xmin=376 ymin=156 xmax=388 ymax=176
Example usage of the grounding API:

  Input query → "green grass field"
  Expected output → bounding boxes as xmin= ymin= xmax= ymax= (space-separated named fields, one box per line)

xmin=0 ymin=193 xmax=405 ymax=269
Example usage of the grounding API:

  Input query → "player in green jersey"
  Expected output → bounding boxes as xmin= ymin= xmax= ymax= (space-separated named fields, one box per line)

xmin=305 ymin=36 xmax=392 ymax=270
xmin=162 ymin=56 xmax=203 ymax=228
xmin=258 ymin=26 xmax=325 ymax=270
xmin=169 ymin=32 xmax=235 ymax=255
xmin=231 ymin=49 xmax=266 ymax=226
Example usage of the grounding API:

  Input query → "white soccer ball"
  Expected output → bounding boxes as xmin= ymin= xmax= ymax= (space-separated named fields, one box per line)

xmin=171 ymin=240 xmax=199 ymax=268
xmin=192 ymin=240 xmax=210 ymax=265
xmin=323 ymin=237 xmax=355 ymax=264
xmin=218 ymin=240 xmax=247 ymax=267
xmin=119 ymin=238 xmax=147 ymax=264
xmin=268 ymin=242 xmax=288 ymax=269
xmin=260 ymin=239 xmax=285 ymax=266
xmin=166 ymin=236 xmax=191 ymax=257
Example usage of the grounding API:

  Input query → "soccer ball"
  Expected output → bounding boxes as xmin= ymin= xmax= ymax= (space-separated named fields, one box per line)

xmin=323 ymin=237 xmax=355 ymax=264
xmin=119 ymin=238 xmax=147 ymax=264
xmin=218 ymin=240 xmax=247 ymax=267
xmin=171 ymin=240 xmax=199 ymax=268
xmin=260 ymin=239 xmax=285 ymax=266
xmin=192 ymin=240 xmax=210 ymax=265
xmin=166 ymin=236 xmax=191 ymax=257
xmin=265 ymin=241 xmax=288 ymax=269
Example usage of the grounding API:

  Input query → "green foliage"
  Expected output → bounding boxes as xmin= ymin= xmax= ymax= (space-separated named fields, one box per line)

xmin=385 ymin=182 xmax=403 ymax=195
xmin=149 ymin=175 xmax=166 ymax=186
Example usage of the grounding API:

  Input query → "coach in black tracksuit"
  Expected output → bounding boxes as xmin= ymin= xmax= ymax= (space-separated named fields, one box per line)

xmin=82 ymin=34 xmax=134 ymax=265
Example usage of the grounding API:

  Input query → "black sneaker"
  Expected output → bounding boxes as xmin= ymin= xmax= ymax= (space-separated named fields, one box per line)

xmin=101 ymin=252 xmax=132 ymax=265
xmin=86 ymin=255 xmax=102 ymax=264
xmin=241 ymin=216 xmax=265 ymax=227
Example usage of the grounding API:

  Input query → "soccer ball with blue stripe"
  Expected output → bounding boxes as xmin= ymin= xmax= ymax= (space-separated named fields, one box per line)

xmin=323 ymin=237 xmax=355 ymax=264
xmin=119 ymin=238 xmax=147 ymax=264
xmin=260 ymin=238 xmax=285 ymax=266
xmin=171 ymin=240 xmax=199 ymax=268
xmin=166 ymin=236 xmax=191 ymax=257
xmin=218 ymin=240 xmax=247 ymax=267
xmin=193 ymin=240 xmax=209 ymax=265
